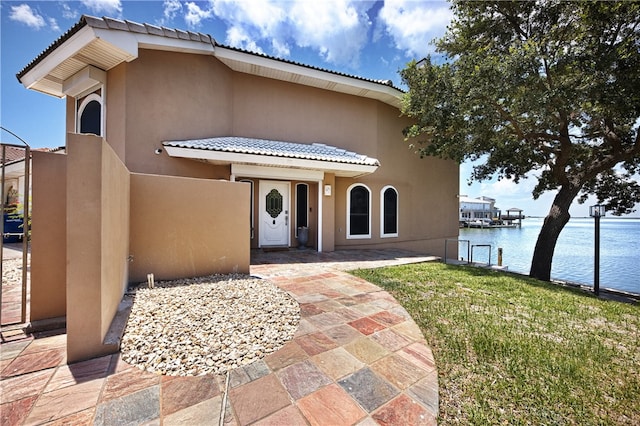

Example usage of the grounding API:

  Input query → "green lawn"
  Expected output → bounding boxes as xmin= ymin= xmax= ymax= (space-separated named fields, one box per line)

xmin=352 ymin=263 xmax=640 ymax=425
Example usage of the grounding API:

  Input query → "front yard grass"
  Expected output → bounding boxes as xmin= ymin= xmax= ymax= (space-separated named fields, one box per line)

xmin=352 ymin=263 xmax=640 ymax=425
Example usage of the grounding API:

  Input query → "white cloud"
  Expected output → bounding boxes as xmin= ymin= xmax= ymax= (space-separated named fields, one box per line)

xmin=80 ymin=0 xmax=122 ymax=16
xmin=9 ymin=4 xmax=46 ymax=29
xmin=287 ymin=0 xmax=371 ymax=67
xmin=61 ymin=2 xmax=79 ymax=20
xmin=226 ymin=26 xmax=265 ymax=55
xmin=159 ymin=0 xmax=183 ymax=25
xmin=185 ymin=1 xmax=213 ymax=27
xmin=48 ymin=17 xmax=60 ymax=32
xmin=378 ymin=0 xmax=452 ymax=59
xmin=196 ymin=0 xmax=372 ymax=68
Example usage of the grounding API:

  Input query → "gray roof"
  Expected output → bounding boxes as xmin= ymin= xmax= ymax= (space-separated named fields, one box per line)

xmin=16 ymin=15 xmax=213 ymax=80
xmin=163 ymin=137 xmax=380 ymax=166
xmin=17 ymin=15 xmax=401 ymax=93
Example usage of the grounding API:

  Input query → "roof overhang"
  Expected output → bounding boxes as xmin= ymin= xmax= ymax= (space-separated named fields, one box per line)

xmin=164 ymin=145 xmax=378 ymax=178
xmin=214 ymin=46 xmax=402 ymax=109
xmin=18 ymin=18 xmax=215 ymax=98
xmin=18 ymin=16 xmax=403 ymax=108
xmin=163 ymin=137 xmax=379 ymax=178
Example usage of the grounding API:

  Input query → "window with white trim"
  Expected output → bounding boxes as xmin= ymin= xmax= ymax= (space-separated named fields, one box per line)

xmin=347 ymin=183 xmax=371 ymax=239
xmin=381 ymin=186 xmax=398 ymax=238
xmin=76 ymin=90 xmax=103 ymax=136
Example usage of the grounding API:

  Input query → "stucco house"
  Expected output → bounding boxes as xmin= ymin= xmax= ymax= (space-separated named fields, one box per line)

xmin=17 ymin=16 xmax=459 ymax=362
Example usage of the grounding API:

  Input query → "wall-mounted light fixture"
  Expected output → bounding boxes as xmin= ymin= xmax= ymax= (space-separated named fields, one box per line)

xmin=324 ymin=184 xmax=332 ymax=196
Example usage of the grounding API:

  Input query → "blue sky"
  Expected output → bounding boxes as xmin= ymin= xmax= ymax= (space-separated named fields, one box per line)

xmin=1 ymin=0 xmax=638 ymax=217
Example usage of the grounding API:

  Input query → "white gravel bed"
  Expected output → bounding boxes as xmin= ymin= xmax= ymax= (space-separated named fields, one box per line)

xmin=120 ymin=274 xmax=300 ymax=376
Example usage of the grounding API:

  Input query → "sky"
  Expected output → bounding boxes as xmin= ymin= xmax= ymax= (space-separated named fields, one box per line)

xmin=1 ymin=0 xmax=638 ymax=217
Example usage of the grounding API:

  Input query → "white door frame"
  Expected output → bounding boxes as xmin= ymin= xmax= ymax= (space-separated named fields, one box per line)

xmin=258 ymin=180 xmax=290 ymax=247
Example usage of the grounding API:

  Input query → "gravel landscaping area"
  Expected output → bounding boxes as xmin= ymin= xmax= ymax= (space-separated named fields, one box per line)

xmin=120 ymin=274 xmax=300 ymax=376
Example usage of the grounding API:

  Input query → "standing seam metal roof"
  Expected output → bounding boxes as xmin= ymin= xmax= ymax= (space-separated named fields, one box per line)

xmin=163 ymin=137 xmax=380 ymax=166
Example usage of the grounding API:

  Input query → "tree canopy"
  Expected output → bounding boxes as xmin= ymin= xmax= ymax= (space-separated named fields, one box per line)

xmin=401 ymin=1 xmax=640 ymax=281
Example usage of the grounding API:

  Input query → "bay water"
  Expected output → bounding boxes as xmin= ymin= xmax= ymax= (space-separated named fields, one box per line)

xmin=458 ymin=217 xmax=640 ymax=295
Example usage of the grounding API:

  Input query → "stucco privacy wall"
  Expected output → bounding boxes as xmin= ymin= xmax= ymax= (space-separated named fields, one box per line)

xmin=129 ymin=174 xmax=250 ymax=283
xmin=66 ymin=134 xmax=130 ymax=363
xmin=30 ymin=151 xmax=67 ymax=321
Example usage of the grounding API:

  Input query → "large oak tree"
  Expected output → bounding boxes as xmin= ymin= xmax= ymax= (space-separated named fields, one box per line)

xmin=401 ymin=1 xmax=640 ymax=281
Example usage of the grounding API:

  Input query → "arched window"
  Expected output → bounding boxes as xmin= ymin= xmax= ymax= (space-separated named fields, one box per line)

xmin=381 ymin=186 xmax=398 ymax=238
xmin=295 ymin=183 xmax=309 ymax=236
xmin=347 ymin=184 xmax=371 ymax=239
xmin=77 ymin=93 xmax=102 ymax=136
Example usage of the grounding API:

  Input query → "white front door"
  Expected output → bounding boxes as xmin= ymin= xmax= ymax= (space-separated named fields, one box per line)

xmin=259 ymin=181 xmax=290 ymax=247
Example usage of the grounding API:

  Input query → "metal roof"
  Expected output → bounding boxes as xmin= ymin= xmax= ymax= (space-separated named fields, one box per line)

xmin=163 ymin=137 xmax=380 ymax=178
xmin=17 ymin=15 xmax=403 ymax=107
xmin=163 ymin=137 xmax=379 ymax=166
xmin=16 ymin=15 xmax=213 ymax=83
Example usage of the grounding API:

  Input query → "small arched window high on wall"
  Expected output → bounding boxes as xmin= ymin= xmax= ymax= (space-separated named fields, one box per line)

xmin=381 ymin=186 xmax=398 ymax=238
xmin=77 ymin=92 xmax=102 ymax=136
xmin=347 ymin=183 xmax=371 ymax=239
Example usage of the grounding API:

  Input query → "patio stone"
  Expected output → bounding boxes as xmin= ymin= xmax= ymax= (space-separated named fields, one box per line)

xmin=277 ymin=360 xmax=332 ymax=400
xmin=160 ymin=374 xmax=220 ymax=417
xmin=26 ymin=378 xmax=104 ymax=424
xmin=94 ymin=385 xmax=160 ymax=426
xmin=229 ymin=374 xmax=290 ymax=425
xmin=295 ymin=331 xmax=338 ymax=356
xmin=312 ymin=347 xmax=364 ymax=380
xmin=348 ymin=317 xmax=387 ymax=335
xmin=0 ymin=248 xmax=439 ymax=425
xmin=1 ymin=347 xmax=65 ymax=378
xmin=0 ymin=368 xmax=53 ymax=403
xmin=324 ymin=324 xmax=364 ymax=346
xmin=371 ymin=354 xmax=428 ymax=390
xmin=338 ymin=367 xmax=399 ymax=413
xmin=372 ymin=394 xmax=437 ymax=425
xmin=407 ymin=371 xmax=439 ymax=417
xmin=0 ymin=395 xmax=38 ymax=426
xmin=100 ymin=365 xmax=160 ymax=402
xmin=263 ymin=340 xmax=308 ymax=371
xmin=297 ymin=383 xmax=367 ymax=426
xmin=253 ymin=404 xmax=308 ymax=426
xmin=344 ymin=337 xmax=390 ymax=364
xmin=163 ymin=395 xmax=222 ymax=426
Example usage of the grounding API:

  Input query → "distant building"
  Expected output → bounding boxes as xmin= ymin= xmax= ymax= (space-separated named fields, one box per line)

xmin=459 ymin=195 xmax=501 ymax=223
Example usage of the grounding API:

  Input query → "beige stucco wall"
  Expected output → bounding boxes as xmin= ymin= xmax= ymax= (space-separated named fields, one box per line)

xmin=120 ymin=50 xmax=234 ymax=177
xmin=129 ymin=173 xmax=250 ymax=282
xmin=95 ymin=49 xmax=458 ymax=256
xmin=30 ymin=151 xmax=67 ymax=321
xmin=66 ymin=134 xmax=130 ymax=363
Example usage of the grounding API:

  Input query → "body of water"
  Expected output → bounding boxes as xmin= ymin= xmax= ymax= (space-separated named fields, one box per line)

xmin=458 ymin=217 xmax=640 ymax=295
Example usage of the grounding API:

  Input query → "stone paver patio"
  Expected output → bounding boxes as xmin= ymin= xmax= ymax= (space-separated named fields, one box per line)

xmin=1 ymin=249 xmax=439 ymax=425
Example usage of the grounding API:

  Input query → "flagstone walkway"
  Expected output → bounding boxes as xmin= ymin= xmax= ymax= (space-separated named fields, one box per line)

xmin=1 ymin=249 xmax=439 ymax=425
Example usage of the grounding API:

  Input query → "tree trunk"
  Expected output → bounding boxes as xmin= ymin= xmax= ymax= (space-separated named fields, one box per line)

xmin=529 ymin=186 xmax=579 ymax=281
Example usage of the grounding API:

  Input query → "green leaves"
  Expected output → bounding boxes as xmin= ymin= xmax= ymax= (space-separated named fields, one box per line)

xmin=401 ymin=0 xmax=640 ymax=215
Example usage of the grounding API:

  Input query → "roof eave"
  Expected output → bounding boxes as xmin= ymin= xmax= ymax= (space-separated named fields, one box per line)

xmin=18 ymin=19 xmax=215 ymax=99
xmin=164 ymin=145 xmax=378 ymax=178
xmin=214 ymin=46 xmax=403 ymax=109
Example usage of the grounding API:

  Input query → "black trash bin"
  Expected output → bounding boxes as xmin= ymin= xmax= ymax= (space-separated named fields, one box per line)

xmin=3 ymin=214 xmax=23 ymax=243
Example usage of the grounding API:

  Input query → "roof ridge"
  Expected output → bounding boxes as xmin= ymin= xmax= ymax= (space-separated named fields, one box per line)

xmin=214 ymin=43 xmax=402 ymax=92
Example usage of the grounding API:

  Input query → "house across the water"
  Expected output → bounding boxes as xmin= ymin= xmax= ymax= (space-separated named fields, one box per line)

xmin=459 ymin=196 xmax=523 ymax=228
